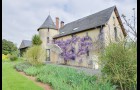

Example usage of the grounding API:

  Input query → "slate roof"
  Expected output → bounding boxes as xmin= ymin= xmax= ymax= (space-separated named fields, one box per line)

xmin=53 ymin=6 xmax=116 ymax=38
xmin=38 ymin=15 xmax=56 ymax=31
xmin=19 ymin=40 xmax=32 ymax=49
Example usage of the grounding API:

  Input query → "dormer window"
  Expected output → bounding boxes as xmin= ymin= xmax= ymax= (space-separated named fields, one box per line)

xmin=73 ymin=27 xmax=78 ymax=31
xmin=61 ymin=32 xmax=64 ymax=34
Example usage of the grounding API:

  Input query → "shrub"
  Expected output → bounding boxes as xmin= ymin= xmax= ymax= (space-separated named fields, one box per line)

xmin=23 ymin=46 xmax=46 ymax=65
xmin=2 ymin=54 xmax=10 ymax=61
xmin=9 ymin=50 xmax=19 ymax=61
xmin=24 ymin=66 xmax=40 ymax=76
xmin=34 ymin=64 xmax=115 ymax=90
xmin=9 ymin=54 xmax=18 ymax=61
xmin=14 ymin=62 xmax=32 ymax=71
xmin=99 ymin=42 xmax=137 ymax=90
xmin=14 ymin=62 xmax=116 ymax=90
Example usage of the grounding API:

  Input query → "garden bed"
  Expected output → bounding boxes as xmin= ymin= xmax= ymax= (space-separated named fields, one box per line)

xmin=14 ymin=62 xmax=116 ymax=90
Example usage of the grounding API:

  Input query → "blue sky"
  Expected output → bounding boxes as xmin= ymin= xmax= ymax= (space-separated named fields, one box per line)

xmin=2 ymin=0 xmax=137 ymax=47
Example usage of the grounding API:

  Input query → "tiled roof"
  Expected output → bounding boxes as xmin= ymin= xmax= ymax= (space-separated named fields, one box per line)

xmin=53 ymin=6 xmax=116 ymax=38
xmin=38 ymin=15 xmax=56 ymax=31
xmin=19 ymin=40 xmax=32 ymax=49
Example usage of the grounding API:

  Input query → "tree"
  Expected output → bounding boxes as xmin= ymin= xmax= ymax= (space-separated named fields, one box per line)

xmin=2 ymin=39 xmax=18 ymax=55
xmin=122 ymin=8 xmax=137 ymax=43
xmin=32 ymin=34 xmax=42 ymax=45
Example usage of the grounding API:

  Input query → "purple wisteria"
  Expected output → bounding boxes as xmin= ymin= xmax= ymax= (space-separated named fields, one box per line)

xmin=54 ymin=35 xmax=93 ymax=61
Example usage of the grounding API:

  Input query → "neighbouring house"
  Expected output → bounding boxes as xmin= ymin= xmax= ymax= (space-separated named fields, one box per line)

xmin=19 ymin=40 xmax=32 ymax=56
xmin=19 ymin=6 xmax=126 ymax=69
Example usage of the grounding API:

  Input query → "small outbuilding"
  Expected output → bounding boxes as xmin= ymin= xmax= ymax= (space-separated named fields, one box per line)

xmin=19 ymin=40 xmax=32 ymax=56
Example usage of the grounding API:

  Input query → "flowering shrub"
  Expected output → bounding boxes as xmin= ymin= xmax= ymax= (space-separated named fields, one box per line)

xmin=2 ymin=54 xmax=10 ymax=61
xmin=54 ymin=35 xmax=93 ymax=63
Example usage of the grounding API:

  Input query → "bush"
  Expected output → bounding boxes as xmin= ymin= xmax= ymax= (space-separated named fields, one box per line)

xmin=23 ymin=46 xmax=46 ymax=65
xmin=2 ymin=54 xmax=10 ymax=61
xmin=24 ymin=66 xmax=41 ymax=76
xmin=14 ymin=62 xmax=32 ymax=71
xmin=9 ymin=54 xmax=18 ymax=61
xmin=9 ymin=50 xmax=19 ymax=61
xmin=99 ymin=42 xmax=137 ymax=90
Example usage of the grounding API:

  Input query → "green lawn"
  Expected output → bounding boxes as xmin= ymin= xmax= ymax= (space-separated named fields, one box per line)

xmin=2 ymin=61 xmax=43 ymax=90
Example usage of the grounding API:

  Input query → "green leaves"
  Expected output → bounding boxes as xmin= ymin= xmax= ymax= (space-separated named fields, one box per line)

xmin=15 ymin=62 xmax=115 ymax=90
xmin=2 ymin=39 xmax=18 ymax=55
xmin=23 ymin=46 xmax=46 ymax=65
xmin=32 ymin=34 xmax=42 ymax=45
xmin=99 ymin=42 xmax=137 ymax=90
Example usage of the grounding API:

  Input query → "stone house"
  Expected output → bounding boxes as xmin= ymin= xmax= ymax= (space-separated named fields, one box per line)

xmin=19 ymin=6 xmax=126 ymax=68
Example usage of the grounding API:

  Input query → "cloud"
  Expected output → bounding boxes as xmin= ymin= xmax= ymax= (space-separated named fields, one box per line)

xmin=2 ymin=0 xmax=137 ymax=47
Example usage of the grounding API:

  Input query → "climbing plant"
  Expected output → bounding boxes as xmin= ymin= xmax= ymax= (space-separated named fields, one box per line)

xmin=54 ymin=34 xmax=93 ymax=64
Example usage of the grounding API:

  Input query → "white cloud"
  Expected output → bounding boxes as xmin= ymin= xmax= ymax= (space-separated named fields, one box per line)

xmin=2 ymin=0 xmax=137 ymax=47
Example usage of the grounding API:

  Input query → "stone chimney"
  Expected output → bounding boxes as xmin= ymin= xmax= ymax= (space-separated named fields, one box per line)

xmin=60 ymin=21 xmax=64 ymax=28
xmin=56 ymin=17 xmax=59 ymax=30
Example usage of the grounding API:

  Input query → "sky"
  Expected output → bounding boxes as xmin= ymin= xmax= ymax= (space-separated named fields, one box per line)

xmin=2 ymin=0 xmax=137 ymax=47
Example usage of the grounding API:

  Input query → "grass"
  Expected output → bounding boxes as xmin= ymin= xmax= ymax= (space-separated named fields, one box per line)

xmin=15 ymin=62 xmax=116 ymax=90
xmin=2 ymin=61 xmax=43 ymax=90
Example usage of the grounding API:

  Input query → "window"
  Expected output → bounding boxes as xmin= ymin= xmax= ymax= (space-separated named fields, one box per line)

xmin=98 ymin=27 xmax=104 ymax=41
xmin=114 ymin=27 xmax=118 ymax=41
xmin=71 ymin=34 xmax=74 ymax=37
xmin=86 ymin=32 xmax=88 ymax=36
xmin=47 ymin=37 xmax=49 ymax=43
xmin=46 ymin=49 xmax=50 ymax=61
xmin=53 ymin=39 xmax=55 ymax=43
xmin=87 ymin=48 xmax=89 ymax=56
xmin=72 ymin=34 xmax=76 ymax=37
xmin=113 ymin=16 xmax=115 ymax=26
xmin=48 ymin=28 xmax=49 ymax=32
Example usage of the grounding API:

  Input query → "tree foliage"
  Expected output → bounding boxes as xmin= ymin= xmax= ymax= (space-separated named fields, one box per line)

xmin=2 ymin=39 xmax=18 ymax=55
xmin=32 ymin=34 xmax=42 ymax=45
